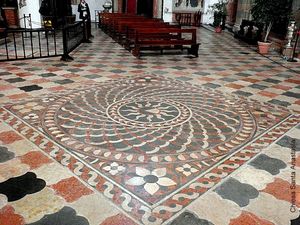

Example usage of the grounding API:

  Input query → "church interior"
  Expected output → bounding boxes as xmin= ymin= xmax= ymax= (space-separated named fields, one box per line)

xmin=0 ymin=0 xmax=299 ymax=225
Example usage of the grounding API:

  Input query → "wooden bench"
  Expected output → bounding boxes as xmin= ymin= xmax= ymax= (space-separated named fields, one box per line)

xmin=117 ymin=21 xmax=179 ymax=44
xmin=111 ymin=18 xmax=162 ymax=38
xmin=131 ymin=28 xmax=199 ymax=58
xmin=98 ymin=13 xmax=200 ymax=58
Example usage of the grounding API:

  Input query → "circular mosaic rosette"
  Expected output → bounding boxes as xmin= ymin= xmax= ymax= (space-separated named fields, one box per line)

xmin=42 ymin=76 xmax=257 ymax=164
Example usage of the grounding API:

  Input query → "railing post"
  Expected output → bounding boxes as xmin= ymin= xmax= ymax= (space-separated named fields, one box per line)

xmin=61 ymin=26 xmax=74 ymax=61
xmin=82 ymin=20 xmax=92 ymax=43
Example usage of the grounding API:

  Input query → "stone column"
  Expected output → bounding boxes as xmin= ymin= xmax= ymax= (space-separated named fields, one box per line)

xmin=153 ymin=0 xmax=162 ymax=18
xmin=233 ymin=0 xmax=253 ymax=32
xmin=226 ymin=0 xmax=237 ymax=28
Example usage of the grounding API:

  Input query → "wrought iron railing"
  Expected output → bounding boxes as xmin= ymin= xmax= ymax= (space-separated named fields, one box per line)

xmin=0 ymin=21 xmax=85 ymax=62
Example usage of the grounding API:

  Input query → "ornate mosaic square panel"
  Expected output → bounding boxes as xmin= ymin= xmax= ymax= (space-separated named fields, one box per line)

xmin=2 ymin=74 xmax=297 ymax=224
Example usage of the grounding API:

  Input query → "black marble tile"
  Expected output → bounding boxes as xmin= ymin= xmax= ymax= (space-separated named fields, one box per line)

xmin=276 ymin=136 xmax=300 ymax=151
xmin=170 ymin=212 xmax=214 ymax=225
xmin=0 ymin=72 xmax=12 ymax=76
xmin=214 ymin=178 xmax=259 ymax=207
xmin=67 ymin=68 xmax=84 ymax=72
xmin=193 ymin=72 xmax=210 ymax=76
xmin=282 ymin=91 xmax=300 ymax=99
xmin=220 ymin=77 xmax=236 ymax=82
xmin=0 ymin=172 xmax=46 ymax=201
xmin=249 ymin=154 xmax=287 ymax=175
xmin=291 ymin=214 xmax=300 ymax=225
xmin=233 ymin=90 xmax=253 ymax=97
xmin=268 ymin=99 xmax=291 ymax=107
xmin=54 ymin=79 xmax=75 ymax=85
xmin=235 ymin=72 xmax=251 ymax=77
xmin=19 ymin=85 xmax=43 ymax=92
xmin=84 ymin=74 xmax=102 ymax=79
xmin=28 ymin=207 xmax=89 ymax=225
xmin=249 ymin=84 xmax=268 ymax=90
xmin=5 ymin=77 xmax=26 ymax=83
xmin=202 ymin=83 xmax=221 ymax=89
xmin=0 ymin=146 xmax=15 ymax=163
xmin=39 ymin=73 xmax=57 ymax=78
xmin=263 ymin=78 xmax=281 ymax=84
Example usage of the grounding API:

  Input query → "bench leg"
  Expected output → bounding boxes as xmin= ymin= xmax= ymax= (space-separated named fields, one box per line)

xmin=188 ymin=44 xmax=199 ymax=57
xmin=132 ymin=45 xmax=140 ymax=58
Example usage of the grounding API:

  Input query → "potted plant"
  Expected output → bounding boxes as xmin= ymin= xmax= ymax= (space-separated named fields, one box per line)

xmin=208 ymin=0 xmax=228 ymax=32
xmin=251 ymin=0 xmax=293 ymax=54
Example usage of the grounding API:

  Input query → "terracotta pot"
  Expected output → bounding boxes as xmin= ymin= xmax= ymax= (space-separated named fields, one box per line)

xmin=215 ymin=26 xmax=222 ymax=33
xmin=257 ymin=41 xmax=272 ymax=54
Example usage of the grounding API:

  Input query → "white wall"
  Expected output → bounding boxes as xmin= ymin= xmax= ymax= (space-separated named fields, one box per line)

xmin=18 ymin=0 xmax=42 ymax=28
xmin=202 ymin=0 xmax=218 ymax=24
xmin=163 ymin=0 xmax=173 ymax=22
xmin=72 ymin=0 xmax=107 ymax=22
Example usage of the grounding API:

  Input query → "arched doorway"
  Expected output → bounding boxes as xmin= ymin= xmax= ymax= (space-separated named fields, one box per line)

xmin=122 ymin=0 xmax=154 ymax=18
xmin=137 ymin=0 xmax=153 ymax=18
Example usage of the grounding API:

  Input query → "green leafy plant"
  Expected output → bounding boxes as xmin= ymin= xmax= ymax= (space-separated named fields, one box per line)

xmin=251 ymin=0 xmax=293 ymax=42
xmin=208 ymin=0 xmax=228 ymax=27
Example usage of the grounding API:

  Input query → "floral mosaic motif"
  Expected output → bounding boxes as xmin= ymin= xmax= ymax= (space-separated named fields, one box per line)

xmin=107 ymin=98 xmax=192 ymax=129
xmin=23 ymin=113 xmax=39 ymax=120
xmin=42 ymin=97 xmax=56 ymax=103
xmin=126 ymin=167 xmax=176 ymax=195
xmin=176 ymin=164 xmax=199 ymax=176
xmin=103 ymin=162 xmax=125 ymax=175
xmin=119 ymin=100 xmax=180 ymax=123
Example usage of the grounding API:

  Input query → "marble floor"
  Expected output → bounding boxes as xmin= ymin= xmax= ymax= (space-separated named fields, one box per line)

xmin=0 ymin=27 xmax=299 ymax=225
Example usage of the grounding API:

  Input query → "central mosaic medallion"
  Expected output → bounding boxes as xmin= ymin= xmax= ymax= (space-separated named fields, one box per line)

xmin=107 ymin=99 xmax=192 ymax=128
xmin=38 ymin=75 xmax=257 ymax=164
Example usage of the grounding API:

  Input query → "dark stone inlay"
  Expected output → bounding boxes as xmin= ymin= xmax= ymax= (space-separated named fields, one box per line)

xmin=170 ymin=211 xmax=214 ymax=225
xmin=211 ymin=67 xmax=226 ymax=71
xmin=202 ymin=83 xmax=221 ymax=89
xmin=263 ymin=78 xmax=281 ymax=84
xmin=235 ymin=73 xmax=252 ymax=77
xmin=171 ymin=66 xmax=186 ymax=70
xmin=28 ymin=206 xmax=89 ymax=225
xmin=233 ymin=91 xmax=253 ymax=97
xmin=67 ymin=68 xmax=84 ymax=72
xmin=282 ymin=91 xmax=300 ymax=99
xmin=5 ymin=78 xmax=26 ymax=83
xmin=214 ymin=178 xmax=259 ymax=207
xmin=54 ymin=79 xmax=75 ymax=85
xmin=39 ymin=73 xmax=57 ymax=78
xmin=110 ymin=69 xmax=126 ymax=73
xmin=0 ymin=146 xmax=15 ymax=163
xmin=249 ymin=84 xmax=268 ymax=90
xmin=0 ymin=72 xmax=12 ymax=76
xmin=249 ymin=154 xmax=287 ymax=175
xmin=144 ymin=175 xmax=159 ymax=183
xmin=84 ymin=74 xmax=102 ymax=79
xmin=0 ymin=172 xmax=46 ymax=201
xmin=291 ymin=213 xmax=300 ymax=225
xmin=268 ymin=99 xmax=291 ymax=107
xmin=220 ymin=77 xmax=236 ymax=82
xmin=193 ymin=72 xmax=210 ymax=76
xmin=19 ymin=85 xmax=43 ymax=92
xmin=176 ymin=77 xmax=193 ymax=81
xmin=276 ymin=136 xmax=300 ymax=151
xmin=239 ymin=52 xmax=250 ymax=55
